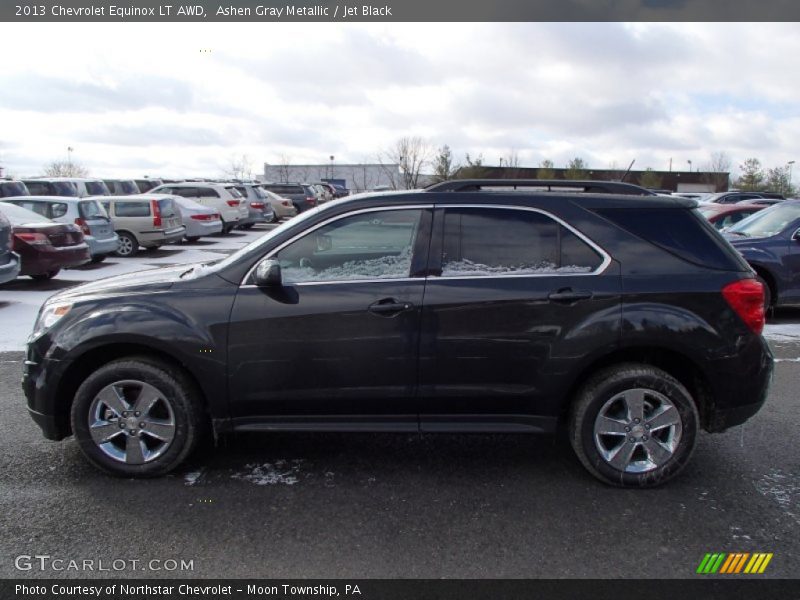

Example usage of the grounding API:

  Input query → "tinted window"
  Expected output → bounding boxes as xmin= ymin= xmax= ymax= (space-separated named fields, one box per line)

xmin=114 ymin=202 xmax=150 ymax=217
xmin=24 ymin=181 xmax=49 ymax=195
xmin=196 ymin=187 xmax=220 ymax=198
xmin=157 ymin=198 xmax=177 ymax=218
xmin=79 ymin=200 xmax=108 ymax=220
xmin=120 ymin=181 xmax=140 ymax=195
xmin=600 ymin=208 xmax=744 ymax=271
xmin=52 ymin=182 xmax=78 ymax=196
xmin=0 ymin=182 xmax=29 ymax=197
xmin=84 ymin=181 xmax=110 ymax=196
xmin=171 ymin=187 xmax=197 ymax=198
xmin=225 ymin=186 xmax=243 ymax=199
xmin=440 ymin=208 xmax=602 ymax=277
xmin=727 ymin=202 xmax=800 ymax=238
xmin=276 ymin=209 xmax=422 ymax=283
xmin=50 ymin=203 xmax=68 ymax=218
xmin=264 ymin=185 xmax=303 ymax=195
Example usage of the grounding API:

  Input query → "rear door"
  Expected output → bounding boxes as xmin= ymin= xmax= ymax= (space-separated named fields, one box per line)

xmin=418 ymin=204 xmax=621 ymax=432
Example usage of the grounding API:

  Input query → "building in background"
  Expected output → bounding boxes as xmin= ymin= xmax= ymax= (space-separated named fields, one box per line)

xmin=262 ymin=162 xmax=402 ymax=193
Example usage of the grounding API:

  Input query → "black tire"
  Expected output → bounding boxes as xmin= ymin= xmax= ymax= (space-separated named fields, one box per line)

xmin=70 ymin=357 xmax=203 ymax=477
xmin=185 ymin=236 xmax=200 ymax=243
xmin=569 ymin=363 xmax=699 ymax=488
xmin=115 ymin=232 xmax=138 ymax=257
xmin=90 ymin=254 xmax=107 ymax=264
xmin=756 ymin=275 xmax=773 ymax=312
xmin=269 ymin=212 xmax=279 ymax=224
xmin=221 ymin=223 xmax=234 ymax=235
xmin=30 ymin=270 xmax=60 ymax=281
xmin=238 ymin=223 xmax=254 ymax=230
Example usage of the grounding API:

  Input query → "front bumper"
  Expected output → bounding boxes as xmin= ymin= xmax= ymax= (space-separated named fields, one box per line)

xmin=22 ymin=348 xmax=71 ymax=441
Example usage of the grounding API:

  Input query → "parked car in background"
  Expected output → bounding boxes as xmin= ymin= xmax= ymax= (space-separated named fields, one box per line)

xmin=99 ymin=195 xmax=185 ymax=257
xmin=0 ymin=202 xmax=89 ymax=279
xmin=260 ymin=183 xmax=318 ymax=213
xmin=149 ymin=182 xmax=244 ymax=234
xmin=725 ymin=200 xmax=800 ymax=309
xmin=707 ymin=191 xmax=784 ymax=204
xmin=23 ymin=182 xmax=771 ymax=487
xmin=0 ymin=179 xmax=30 ymax=198
xmin=171 ymin=195 xmax=223 ymax=242
xmin=135 ymin=179 xmax=164 ymax=193
xmin=0 ymin=210 xmax=21 ymax=284
xmin=22 ymin=178 xmax=79 ymax=197
xmin=696 ymin=203 xmax=766 ymax=231
xmin=103 ymin=179 xmax=141 ymax=196
xmin=1 ymin=197 xmax=118 ymax=262
xmin=737 ymin=198 xmax=784 ymax=206
xmin=311 ymin=183 xmax=334 ymax=204
xmin=262 ymin=188 xmax=298 ymax=221
xmin=329 ymin=183 xmax=350 ymax=198
xmin=233 ymin=183 xmax=275 ymax=228
xmin=30 ymin=177 xmax=111 ymax=198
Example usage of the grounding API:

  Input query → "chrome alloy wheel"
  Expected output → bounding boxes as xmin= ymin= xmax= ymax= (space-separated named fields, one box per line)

xmin=593 ymin=388 xmax=683 ymax=473
xmin=87 ymin=380 xmax=176 ymax=465
xmin=117 ymin=235 xmax=135 ymax=256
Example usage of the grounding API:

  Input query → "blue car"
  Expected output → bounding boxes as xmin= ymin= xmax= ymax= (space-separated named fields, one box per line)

xmin=725 ymin=200 xmax=800 ymax=308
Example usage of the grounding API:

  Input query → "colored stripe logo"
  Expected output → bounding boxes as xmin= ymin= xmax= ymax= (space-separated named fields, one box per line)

xmin=696 ymin=553 xmax=773 ymax=574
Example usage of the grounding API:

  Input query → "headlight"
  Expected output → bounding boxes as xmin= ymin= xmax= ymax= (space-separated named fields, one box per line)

xmin=30 ymin=302 xmax=72 ymax=341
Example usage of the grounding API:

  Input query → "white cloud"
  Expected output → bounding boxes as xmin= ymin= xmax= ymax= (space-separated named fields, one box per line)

xmin=0 ymin=22 xmax=799 ymax=180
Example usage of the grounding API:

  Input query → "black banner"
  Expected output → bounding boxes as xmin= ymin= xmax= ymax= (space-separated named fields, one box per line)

xmin=3 ymin=0 xmax=800 ymax=22
xmin=3 ymin=579 xmax=800 ymax=600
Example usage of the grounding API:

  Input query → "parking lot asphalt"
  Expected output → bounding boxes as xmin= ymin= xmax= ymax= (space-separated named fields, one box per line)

xmin=1 ymin=224 xmax=799 ymax=579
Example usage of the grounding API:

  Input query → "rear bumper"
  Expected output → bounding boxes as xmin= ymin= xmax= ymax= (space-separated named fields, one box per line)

xmin=86 ymin=234 xmax=119 ymax=257
xmin=19 ymin=245 xmax=90 ymax=276
xmin=138 ymin=226 xmax=186 ymax=247
xmin=0 ymin=252 xmax=21 ymax=283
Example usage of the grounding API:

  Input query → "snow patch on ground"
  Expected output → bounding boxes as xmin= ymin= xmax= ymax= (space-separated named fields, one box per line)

xmin=184 ymin=469 xmax=205 ymax=486
xmin=762 ymin=323 xmax=800 ymax=343
xmin=231 ymin=459 xmax=305 ymax=486
xmin=755 ymin=469 xmax=800 ymax=526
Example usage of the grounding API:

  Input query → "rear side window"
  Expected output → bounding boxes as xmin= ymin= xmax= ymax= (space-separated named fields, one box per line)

xmin=196 ymin=187 xmax=220 ymax=198
xmin=440 ymin=208 xmax=604 ymax=277
xmin=52 ymin=182 xmax=78 ymax=196
xmin=171 ymin=187 xmax=197 ymax=198
xmin=114 ymin=202 xmax=150 ymax=217
xmin=265 ymin=185 xmax=303 ymax=195
xmin=120 ymin=181 xmax=139 ymax=195
xmin=24 ymin=181 xmax=49 ymax=195
xmin=226 ymin=186 xmax=243 ymax=198
xmin=597 ymin=208 xmax=745 ymax=271
xmin=157 ymin=199 xmax=177 ymax=218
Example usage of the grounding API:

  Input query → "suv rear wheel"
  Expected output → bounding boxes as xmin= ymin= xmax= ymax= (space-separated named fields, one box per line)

xmin=115 ymin=231 xmax=138 ymax=257
xmin=569 ymin=364 xmax=699 ymax=487
xmin=70 ymin=357 xmax=202 ymax=477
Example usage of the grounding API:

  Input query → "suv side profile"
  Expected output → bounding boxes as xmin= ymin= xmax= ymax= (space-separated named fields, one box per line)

xmin=150 ymin=182 xmax=245 ymax=234
xmin=99 ymin=195 xmax=185 ymax=256
xmin=23 ymin=183 xmax=772 ymax=487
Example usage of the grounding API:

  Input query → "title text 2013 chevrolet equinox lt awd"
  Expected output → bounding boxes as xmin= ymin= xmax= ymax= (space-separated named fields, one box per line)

xmin=23 ymin=183 xmax=773 ymax=487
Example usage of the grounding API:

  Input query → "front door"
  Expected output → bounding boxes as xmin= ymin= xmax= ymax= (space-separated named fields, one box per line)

xmin=227 ymin=207 xmax=432 ymax=430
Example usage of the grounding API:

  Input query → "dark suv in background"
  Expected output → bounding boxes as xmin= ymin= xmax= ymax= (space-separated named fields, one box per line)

xmin=23 ymin=181 xmax=772 ymax=487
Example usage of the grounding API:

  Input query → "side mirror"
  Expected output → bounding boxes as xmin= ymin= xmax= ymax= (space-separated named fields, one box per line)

xmin=254 ymin=258 xmax=282 ymax=287
xmin=793 ymin=228 xmax=800 ymax=241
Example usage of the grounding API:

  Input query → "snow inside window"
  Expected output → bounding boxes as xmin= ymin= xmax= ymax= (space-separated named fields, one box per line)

xmin=442 ymin=259 xmax=593 ymax=277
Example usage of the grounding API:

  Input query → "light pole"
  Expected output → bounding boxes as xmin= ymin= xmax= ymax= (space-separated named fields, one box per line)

xmin=687 ymin=159 xmax=692 ymax=173
xmin=329 ymin=155 xmax=335 ymax=181
xmin=788 ymin=160 xmax=795 ymax=195
xmin=67 ymin=146 xmax=74 ymax=171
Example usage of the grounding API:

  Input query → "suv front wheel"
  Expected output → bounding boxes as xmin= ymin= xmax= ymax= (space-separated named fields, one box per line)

xmin=569 ymin=364 xmax=699 ymax=488
xmin=70 ymin=357 xmax=203 ymax=477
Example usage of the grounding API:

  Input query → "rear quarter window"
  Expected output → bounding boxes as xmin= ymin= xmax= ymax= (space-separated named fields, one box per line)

xmin=597 ymin=207 xmax=747 ymax=271
xmin=114 ymin=202 xmax=150 ymax=217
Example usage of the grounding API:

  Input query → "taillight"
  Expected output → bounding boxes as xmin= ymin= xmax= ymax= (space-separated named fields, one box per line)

xmin=722 ymin=279 xmax=765 ymax=335
xmin=190 ymin=213 xmax=217 ymax=221
xmin=150 ymin=200 xmax=162 ymax=227
xmin=306 ymin=196 xmax=317 ymax=206
xmin=281 ymin=201 xmax=291 ymax=207
xmin=251 ymin=202 xmax=265 ymax=209
xmin=13 ymin=232 xmax=51 ymax=249
xmin=226 ymin=200 xmax=240 ymax=207
xmin=74 ymin=217 xmax=91 ymax=235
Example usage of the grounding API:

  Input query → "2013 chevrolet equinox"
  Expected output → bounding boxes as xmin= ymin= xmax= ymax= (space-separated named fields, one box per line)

xmin=23 ymin=183 xmax=773 ymax=487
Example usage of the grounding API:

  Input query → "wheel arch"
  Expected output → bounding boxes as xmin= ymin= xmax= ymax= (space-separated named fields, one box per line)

xmin=561 ymin=346 xmax=715 ymax=431
xmin=55 ymin=342 xmax=211 ymax=438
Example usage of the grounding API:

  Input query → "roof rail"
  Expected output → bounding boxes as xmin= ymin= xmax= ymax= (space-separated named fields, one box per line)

xmin=424 ymin=179 xmax=657 ymax=196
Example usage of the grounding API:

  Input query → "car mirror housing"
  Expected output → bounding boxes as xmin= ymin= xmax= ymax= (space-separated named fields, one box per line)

xmin=254 ymin=258 xmax=282 ymax=287
xmin=793 ymin=228 xmax=800 ymax=241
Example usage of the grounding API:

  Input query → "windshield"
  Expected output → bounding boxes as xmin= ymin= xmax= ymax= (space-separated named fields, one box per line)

xmin=79 ymin=200 xmax=109 ymax=220
xmin=0 ymin=202 xmax=52 ymax=225
xmin=85 ymin=181 xmax=110 ymax=196
xmin=727 ymin=202 xmax=800 ymax=238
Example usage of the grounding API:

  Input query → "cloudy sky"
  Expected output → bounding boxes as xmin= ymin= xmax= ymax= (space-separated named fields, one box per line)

xmin=0 ymin=22 xmax=798 ymax=180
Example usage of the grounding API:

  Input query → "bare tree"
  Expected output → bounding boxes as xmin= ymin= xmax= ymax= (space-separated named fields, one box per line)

xmin=701 ymin=151 xmax=732 ymax=191
xmin=537 ymin=159 xmax=555 ymax=179
xmin=500 ymin=149 xmax=521 ymax=178
xmin=224 ymin=154 xmax=253 ymax=181
xmin=350 ymin=160 xmax=378 ymax=192
xmin=379 ymin=136 xmax=433 ymax=189
xmin=276 ymin=154 xmax=292 ymax=183
xmin=43 ymin=160 xmax=89 ymax=177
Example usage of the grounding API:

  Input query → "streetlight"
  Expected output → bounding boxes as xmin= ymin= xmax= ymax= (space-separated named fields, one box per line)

xmin=687 ymin=159 xmax=692 ymax=173
xmin=67 ymin=146 xmax=74 ymax=169
xmin=788 ymin=161 xmax=795 ymax=195
xmin=329 ymin=155 xmax=335 ymax=180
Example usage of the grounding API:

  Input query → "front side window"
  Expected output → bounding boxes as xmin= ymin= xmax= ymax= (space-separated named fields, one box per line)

xmin=275 ymin=209 xmax=422 ymax=283
xmin=440 ymin=208 xmax=603 ymax=277
xmin=24 ymin=181 xmax=48 ymax=196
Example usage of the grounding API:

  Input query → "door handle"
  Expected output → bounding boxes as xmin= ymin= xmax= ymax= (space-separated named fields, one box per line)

xmin=548 ymin=289 xmax=593 ymax=303
xmin=368 ymin=298 xmax=413 ymax=316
